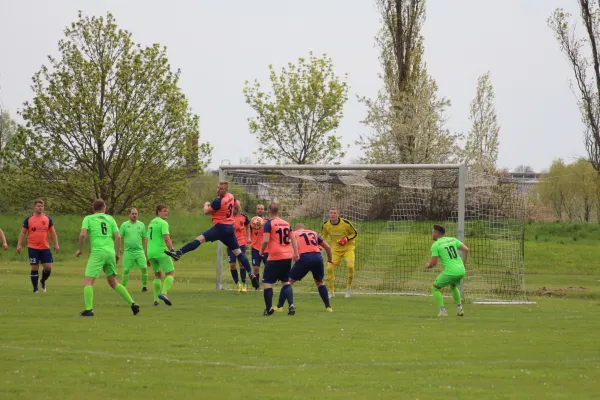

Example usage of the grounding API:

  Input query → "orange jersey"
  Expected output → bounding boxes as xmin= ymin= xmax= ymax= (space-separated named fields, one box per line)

xmin=263 ymin=217 xmax=292 ymax=261
xmin=210 ymin=193 xmax=236 ymax=225
xmin=251 ymin=216 xmax=269 ymax=252
xmin=234 ymin=213 xmax=250 ymax=246
xmin=294 ymin=229 xmax=323 ymax=255
xmin=22 ymin=214 xmax=54 ymax=250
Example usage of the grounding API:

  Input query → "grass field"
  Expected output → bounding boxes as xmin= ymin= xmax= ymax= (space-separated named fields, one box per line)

xmin=0 ymin=215 xmax=599 ymax=399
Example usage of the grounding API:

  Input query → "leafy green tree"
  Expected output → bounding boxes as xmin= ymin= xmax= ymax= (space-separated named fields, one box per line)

xmin=243 ymin=52 xmax=349 ymax=165
xmin=4 ymin=12 xmax=211 ymax=214
xmin=0 ymin=111 xmax=17 ymax=166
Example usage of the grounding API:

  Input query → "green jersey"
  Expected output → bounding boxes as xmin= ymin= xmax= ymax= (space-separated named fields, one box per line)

xmin=147 ymin=217 xmax=170 ymax=258
xmin=81 ymin=213 xmax=119 ymax=254
xmin=431 ymin=236 xmax=465 ymax=275
xmin=119 ymin=220 xmax=147 ymax=254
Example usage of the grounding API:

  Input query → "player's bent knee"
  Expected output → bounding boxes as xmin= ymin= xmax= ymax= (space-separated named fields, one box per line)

xmin=232 ymin=248 xmax=241 ymax=256
xmin=83 ymin=277 xmax=95 ymax=286
xmin=42 ymin=264 xmax=52 ymax=271
xmin=107 ymin=275 xmax=118 ymax=288
xmin=315 ymin=280 xmax=324 ymax=286
xmin=229 ymin=264 xmax=236 ymax=270
xmin=196 ymin=235 xmax=206 ymax=243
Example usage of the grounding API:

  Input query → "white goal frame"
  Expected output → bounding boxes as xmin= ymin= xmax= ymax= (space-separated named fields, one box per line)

xmin=215 ymin=163 xmax=533 ymax=305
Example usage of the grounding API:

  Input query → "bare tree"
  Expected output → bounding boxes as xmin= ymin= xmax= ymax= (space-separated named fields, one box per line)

xmin=549 ymin=1 xmax=600 ymax=173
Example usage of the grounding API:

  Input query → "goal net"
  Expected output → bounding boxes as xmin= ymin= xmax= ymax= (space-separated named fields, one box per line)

xmin=216 ymin=164 xmax=531 ymax=304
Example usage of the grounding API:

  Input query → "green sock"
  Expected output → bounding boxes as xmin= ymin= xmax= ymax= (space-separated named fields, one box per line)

xmin=432 ymin=286 xmax=445 ymax=308
xmin=153 ymin=279 xmax=161 ymax=301
xmin=122 ymin=271 xmax=129 ymax=287
xmin=114 ymin=283 xmax=134 ymax=305
xmin=162 ymin=275 xmax=174 ymax=295
xmin=84 ymin=286 xmax=94 ymax=310
xmin=141 ymin=268 xmax=148 ymax=287
xmin=451 ymin=286 xmax=462 ymax=307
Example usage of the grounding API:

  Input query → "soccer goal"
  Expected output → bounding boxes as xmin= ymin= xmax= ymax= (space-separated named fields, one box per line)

xmin=216 ymin=164 xmax=533 ymax=304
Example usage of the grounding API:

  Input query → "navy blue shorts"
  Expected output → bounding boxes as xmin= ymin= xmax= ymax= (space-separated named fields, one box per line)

xmin=263 ymin=259 xmax=292 ymax=284
xmin=251 ymin=248 xmax=268 ymax=267
xmin=290 ymin=253 xmax=324 ymax=282
xmin=28 ymin=248 xmax=53 ymax=265
xmin=227 ymin=245 xmax=246 ymax=264
xmin=203 ymin=224 xmax=239 ymax=250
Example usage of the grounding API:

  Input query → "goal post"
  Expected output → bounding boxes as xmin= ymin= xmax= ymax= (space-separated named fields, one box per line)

xmin=216 ymin=163 xmax=532 ymax=304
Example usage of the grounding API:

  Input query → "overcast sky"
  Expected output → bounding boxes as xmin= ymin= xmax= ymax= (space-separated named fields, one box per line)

xmin=0 ymin=0 xmax=586 ymax=171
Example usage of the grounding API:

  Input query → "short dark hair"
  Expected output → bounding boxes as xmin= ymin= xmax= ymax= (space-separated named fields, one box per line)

xmin=268 ymin=202 xmax=280 ymax=215
xmin=433 ymin=225 xmax=445 ymax=235
xmin=155 ymin=205 xmax=168 ymax=215
xmin=33 ymin=199 xmax=45 ymax=207
xmin=93 ymin=199 xmax=106 ymax=212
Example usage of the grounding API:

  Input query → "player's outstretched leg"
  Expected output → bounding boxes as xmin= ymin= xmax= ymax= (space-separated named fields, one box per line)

xmin=450 ymin=284 xmax=464 ymax=316
xmin=165 ymin=237 xmax=203 ymax=260
xmin=40 ymin=265 xmax=52 ymax=293
xmin=108 ymin=275 xmax=139 ymax=315
xmin=432 ymin=286 xmax=447 ymax=317
xmin=234 ymin=249 xmax=259 ymax=289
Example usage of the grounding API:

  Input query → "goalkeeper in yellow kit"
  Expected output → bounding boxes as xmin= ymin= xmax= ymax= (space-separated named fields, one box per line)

xmin=321 ymin=207 xmax=358 ymax=298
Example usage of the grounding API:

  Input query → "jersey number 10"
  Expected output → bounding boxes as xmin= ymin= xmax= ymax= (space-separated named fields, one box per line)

xmin=444 ymin=246 xmax=458 ymax=259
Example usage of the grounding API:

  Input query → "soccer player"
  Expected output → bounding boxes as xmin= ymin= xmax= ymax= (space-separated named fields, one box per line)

xmin=76 ymin=200 xmax=139 ymax=316
xmin=164 ymin=181 xmax=259 ymax=290
xmin=275 ymin=223 xmax=334 ymax=312
xmin=119 ymin=208 xmax=150 ymax=292
xmin=321 ymin=207 xmax=358 ymax=298
xmin=250 ymin=204 xmax=268 ymax=289
xmin=425 ymin=224 xmax=469 ymax=317
xmin=260 ymin=203 xmax=298 ymax=316
xmin=16 ymin=200 xmax=60 ymax=293
xmin=229 ymin=206 xmax=251 ymax=292
xmin=147 ymin=205 xmax=176 ymax=306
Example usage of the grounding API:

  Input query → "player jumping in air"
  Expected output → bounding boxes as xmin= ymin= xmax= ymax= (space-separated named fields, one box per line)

xmin=250 ymin=204 xmax=269 ymax=289
xmin=321 ymin=207 xmax=358 ymax=298
xmin=164 ymin=181 xmax=260 ymax=290
xmin=119 ymin=208 xmax=150 ymax=292
xmin=17 ymin=199 xmax=60 ymax=293
xmin=148 ymin=205 xmax=176 ymax=306
xmin=76 ymin=200 xmax=139 ymax=316
xmin=261 ymin=203 xmax=298 ymax=316
xmin=229 ymin=206 xmax=251 ymax=292
xmin=275 ymin=223 xmax=334 ymax=312
xmin=425 ymin=224 xmax=469 ymax=317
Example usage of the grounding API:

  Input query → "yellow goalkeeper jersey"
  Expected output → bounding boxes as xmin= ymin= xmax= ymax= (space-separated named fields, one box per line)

xmin=321 ymin=218 xmax=358 ymax=250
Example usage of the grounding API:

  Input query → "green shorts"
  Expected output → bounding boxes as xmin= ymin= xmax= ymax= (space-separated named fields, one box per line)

xmin=433 ymin=272 xmax=464 ymax=288
xmin=85 ymin=251 xmax=117 ymax=279
xmin=122 ymin=251 xmax=147 ymax=272
xmin=149 ymin=255 xmax=175 ymax=274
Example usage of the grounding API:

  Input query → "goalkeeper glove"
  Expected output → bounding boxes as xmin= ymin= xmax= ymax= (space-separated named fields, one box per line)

xmin=338 ymin=237 xmax=348 ymax=246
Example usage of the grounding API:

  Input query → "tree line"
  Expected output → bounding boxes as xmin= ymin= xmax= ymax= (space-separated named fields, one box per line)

xmin=1 ymin=1 xmax=598 ymax=215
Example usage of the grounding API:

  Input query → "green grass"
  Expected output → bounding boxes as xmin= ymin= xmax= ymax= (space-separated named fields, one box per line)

xmin=1 ymin=216 xmax=600 ymax=398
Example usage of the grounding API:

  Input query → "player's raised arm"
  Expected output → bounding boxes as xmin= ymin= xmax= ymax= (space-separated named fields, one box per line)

xmin=344 ymin=219 xmax=358 ymax=242
xmin=0 ymin=228 xmax=7 ymax=250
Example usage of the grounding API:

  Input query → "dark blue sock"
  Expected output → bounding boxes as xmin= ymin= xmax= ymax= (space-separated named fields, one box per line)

xmin=236 ymin=252 xmax=252 ymax=274
xmin=318 ymin=285 xmax=330 ymax=308
xmin=276 ymin=287 xmax=286 ymax=308
xmin=282 ymin=284 xmax=294 ymax=307
xmin=240 ymin=268 xmax=247 ymax=283
xmin=230 ymin=269 xmax=239 ymax=284
xmin=178 ymin=239 xmax=201 ymax=255
xmin=263 ymin=288 xmax=273 ymax=310
xmin=30 ymin=270 xmax=39 ymax=291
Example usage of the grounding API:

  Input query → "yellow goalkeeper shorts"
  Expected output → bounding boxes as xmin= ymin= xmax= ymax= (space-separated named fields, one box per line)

xmin=332 ymin=248 xmax=355 ymax=266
